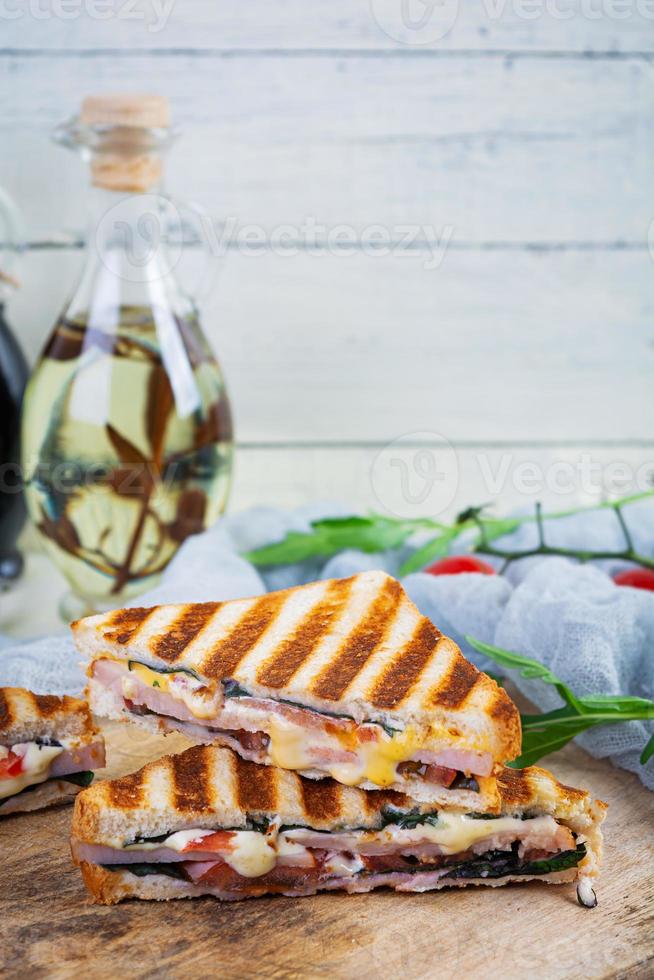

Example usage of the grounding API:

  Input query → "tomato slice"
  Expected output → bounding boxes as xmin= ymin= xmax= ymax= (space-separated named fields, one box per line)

xmin=181 ymin=830 xmax=237 ymax=853
xmin=0 ymin=750 xmax=24 ymax=779
xmin=424 ymin=764 xmax=457 ymax=788
xmin=195 ymin=857 xmax=322 ymax=892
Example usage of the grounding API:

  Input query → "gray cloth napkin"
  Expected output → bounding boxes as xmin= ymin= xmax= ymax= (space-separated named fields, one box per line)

xmin=2 ymin=499 xmax=653 ymax=790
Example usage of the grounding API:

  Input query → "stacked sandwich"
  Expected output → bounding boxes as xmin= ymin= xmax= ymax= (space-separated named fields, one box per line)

xmin=70 ymin=571 xmax=606 ymax=905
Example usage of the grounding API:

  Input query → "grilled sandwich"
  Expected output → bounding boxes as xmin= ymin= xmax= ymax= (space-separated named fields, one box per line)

xmin=73 ymin=571 xmax=521 ymax=809
xmin=71 ymin=744 xmax=606 ymax=905
xmin=0 ymin=687 xmax=105 ymax=815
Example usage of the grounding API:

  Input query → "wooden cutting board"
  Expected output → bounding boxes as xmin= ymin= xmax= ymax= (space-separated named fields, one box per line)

xmin=1 ymin=720 xmax=653 ymax=980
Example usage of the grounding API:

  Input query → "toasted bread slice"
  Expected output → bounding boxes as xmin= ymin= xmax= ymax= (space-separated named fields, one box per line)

xmin=72 ymin=742 xmax=417 ymax=843
xmin=0 ymin=687 xmax=95 ymax=746
xmin=0 ymin=687 xmax=105 ymax=816
xmin=74 ymin=572 xmax=521 ymax=804
xmin=71 ymin=744 xmax=606 ymax=905
xmin=75 ymin=860 xmax=597 ymax=906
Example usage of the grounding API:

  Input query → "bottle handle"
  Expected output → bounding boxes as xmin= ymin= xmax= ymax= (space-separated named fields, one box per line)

xmin=164 ymin=194 xmax=222 ymax=306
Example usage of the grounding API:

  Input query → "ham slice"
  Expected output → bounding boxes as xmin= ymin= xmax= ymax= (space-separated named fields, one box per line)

xmin=50 ymin=740 xmax=106 ymax=777
xmin=92 ymin=658 xmax=494 ymax=781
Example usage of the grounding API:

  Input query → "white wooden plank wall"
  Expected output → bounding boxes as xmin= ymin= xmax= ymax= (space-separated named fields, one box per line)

xmin=2 ymin=1 xmax=653 ymax=517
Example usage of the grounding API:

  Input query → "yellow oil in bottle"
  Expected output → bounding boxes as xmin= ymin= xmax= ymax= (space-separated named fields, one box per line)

xmin=22 ymin=304 xmax=233 ymax=608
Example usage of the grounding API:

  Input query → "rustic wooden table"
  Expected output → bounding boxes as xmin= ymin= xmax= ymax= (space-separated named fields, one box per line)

xmin=2 ymin=720 xmax=653 ymax=980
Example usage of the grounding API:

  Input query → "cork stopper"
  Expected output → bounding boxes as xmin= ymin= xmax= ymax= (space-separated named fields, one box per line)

xmin=80 ymin=95 xmax=171 ymax=193
xmin=81 ymin=94 xmax=170 ymax=130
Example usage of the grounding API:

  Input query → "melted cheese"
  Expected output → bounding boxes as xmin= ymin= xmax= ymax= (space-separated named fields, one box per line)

xmin=334 ymin=729 xmax=421 ymax=787
xmin=379 ymin=813 xmax=557 ymax=855
xmin=126 ymin=662 xmax=174 ymax=693
xmin=122 ymin=662 xmax=218 ymax=720
xmin=0 ymin=742 xmax=64 ymax=800
xmin=225 ymin=831 xmax=278 ymax=878
xmin=123 ymin=829 xmax=214 ymax=852
xmin=266 ymin=714 xmax=419 ymax=788
xmin=267 ymin=715 xmax=315 ymax=771
xmin=123 ymin=827 xmax=278 ymax=878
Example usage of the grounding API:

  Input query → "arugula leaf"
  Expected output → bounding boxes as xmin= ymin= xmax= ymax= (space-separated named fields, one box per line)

xmin=223 ymin=680 xmax=252 ymax=699
xmin=465 ymin=638 xmax=585 ymax=713
xmin=128 ymin=660 xmax=200 ymax=680
xmin=247 ymin=817 xmax=271 ymax=833
xmin=381 ymin=807 xmax=441 ymax=829
xmin=245 ymin=514 xmax=444 ymax=567
xmin=442 ymin=843 xmax=586 ymax=880
xmin=467 ymin=636 xmax=654 ymax=768
xmin=642 ymin=733 xmax=654 ymax=764
xmin=520 ymin=843 xmax=587 ymax=875
xmin=62 ymin=770 xmax=95 ymax=788
xmin=125 ymin=832 xmax=170 ymax=847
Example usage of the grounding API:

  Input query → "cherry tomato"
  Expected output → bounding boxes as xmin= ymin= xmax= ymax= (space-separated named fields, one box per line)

xmin=0 ymin=750 xmax=24 ymax=779
xmin=612 ymin=568 xmax=654 ymax=592
xmin=425 ymin=555 xmax=496 ymax=576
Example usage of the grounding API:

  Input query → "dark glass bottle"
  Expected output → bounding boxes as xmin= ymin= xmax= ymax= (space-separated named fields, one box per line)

xmin=0 ymin=301 xmax=28 ymax=582
xmin=0 ymin=183 xmax=28 ymax=585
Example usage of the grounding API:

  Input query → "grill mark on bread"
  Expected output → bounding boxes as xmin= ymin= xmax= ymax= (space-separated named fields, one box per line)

xmin=489 ymin=689 xmax=521 ymax=726
xmin=0 ymin=689 xmax=10 ymax=730
xmin=234 ymin=753 xmax=277 ymax=812
xmin=0 ymin=688 xmax=91 ymax=740
xmin=105 ymin=606 xmax=157 ymax=645
xmin=171 ymin=747 xmax=212 ymax=810
xmin=497 ymin=767 xmax=534 ymax=807
xmin=300 ymin=777 xmax=342 ymax=821
xmin=31 ymin=693 xmax=64 ymax=717
xmin=369 ymin=619 xmax=441 ymax=709
xmin=255 ymin=578 xmax=355 ymax=689
xmin=551 ymin=778 xmax=586 ymax=802
xmin=151 ymin=602 xmax=221 ymax=663
xmin=202 ymin=593 xmax=287 ymax=680
xmin=429 ymin=654 xmax=480 ymax=709
xmin=366 ymin=789 xmax=410 ymax=814
xmin=310 ymin=578 xmax=404 ymax=701
xmin=108 ymin=770 xmax=145 ymax=809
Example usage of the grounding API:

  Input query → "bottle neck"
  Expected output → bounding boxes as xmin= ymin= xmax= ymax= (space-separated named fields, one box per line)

xmin=89 ymin=143 xmax=164 ymax=195
xmin=86 ymin=183 xmax=164 ymax=248
xmin=63 ymin=175 xmax=191 ymax=329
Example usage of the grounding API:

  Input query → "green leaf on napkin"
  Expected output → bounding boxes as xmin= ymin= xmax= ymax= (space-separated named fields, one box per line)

xmin=243 ymin=490 xmax=654 ymax=575
xmin=466 ymin=636 xmax=654 ymax=769
xmin=465 ymin=638 xmax=585 ymax=714
xmin=245 ymin=514 xmax=446 ymax=567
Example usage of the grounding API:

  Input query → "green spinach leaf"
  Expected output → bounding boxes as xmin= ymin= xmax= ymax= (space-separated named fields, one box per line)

xmin=467 ymin=637 xmax=654 ymax=768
